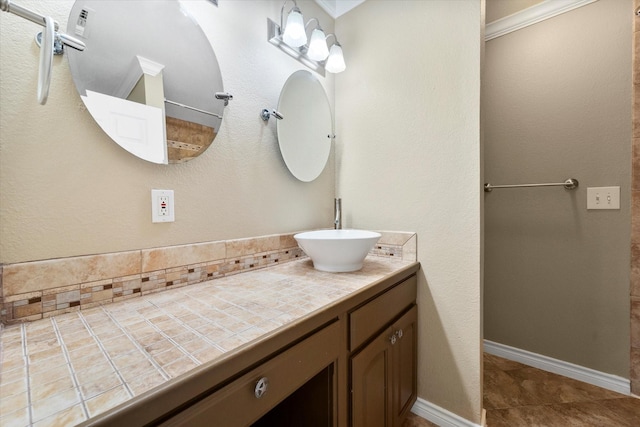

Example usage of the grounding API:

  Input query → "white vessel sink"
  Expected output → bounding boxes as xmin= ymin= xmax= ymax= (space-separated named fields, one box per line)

xmin=294 ymin=229 xmax=382 ymax=272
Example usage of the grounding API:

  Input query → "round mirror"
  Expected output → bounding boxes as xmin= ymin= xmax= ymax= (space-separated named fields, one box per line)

xmin=277 ymin=70 xmax=332 ymax=182
xmin=66 ymin=0 xmax=225 ymax=164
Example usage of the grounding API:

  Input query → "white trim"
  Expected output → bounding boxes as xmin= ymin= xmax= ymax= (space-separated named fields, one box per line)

xmin=485 ymin=0 xmax=598 ymax=41
xmin=411 ymin=398 xmax=484 ymax=427
xmin=136 ymin=55 xmax=165 ymax=77
xmin=484 ymin=340 xmax=631 ymax=395
xmin=313 ymin=0 xmax=366 ymax=19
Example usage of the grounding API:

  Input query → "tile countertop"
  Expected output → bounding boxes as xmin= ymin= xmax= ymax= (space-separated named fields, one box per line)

xmin=0 ymin=256 xmax=415 ymax=427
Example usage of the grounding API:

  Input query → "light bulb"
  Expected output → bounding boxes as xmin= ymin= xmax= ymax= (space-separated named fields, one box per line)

xmin=282 ymin=8 xmax=307 ymax=48
xmin=325 ymin=43 xmax=346 ymax=73
xmin=307 ymin=28 xmax=329 ymax=61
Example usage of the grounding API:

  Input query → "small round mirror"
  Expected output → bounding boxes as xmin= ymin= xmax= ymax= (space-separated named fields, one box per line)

xmin=276 ymin=71 xmax=332 ymax=182
xmin=66 ymin=0 xmax=225 ymax=164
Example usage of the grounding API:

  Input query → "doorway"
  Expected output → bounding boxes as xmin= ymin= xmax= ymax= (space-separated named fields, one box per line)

xmin=483 ymin=0 xmax=633 ymax=393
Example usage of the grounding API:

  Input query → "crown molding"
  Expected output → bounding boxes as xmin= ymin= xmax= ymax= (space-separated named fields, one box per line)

xmin=485 ymin=0 xmax=598 ymax=41
xmin=314 ymin=0 xmax=366 ymax=19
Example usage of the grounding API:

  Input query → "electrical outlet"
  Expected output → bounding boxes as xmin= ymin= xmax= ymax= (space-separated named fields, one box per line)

xmin=152 ymin=189 xmax=175 ymax=222
xmin=587 ymin=186 xmax=620 ymax=210
xmin=158 ymin=196 xmax=169 ymax=216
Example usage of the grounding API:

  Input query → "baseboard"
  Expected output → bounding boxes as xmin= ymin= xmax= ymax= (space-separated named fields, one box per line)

xmin=411 ymin=398 xmax=484 ymax=427
xmin=484 ymin=339 xmax=631 ymax=396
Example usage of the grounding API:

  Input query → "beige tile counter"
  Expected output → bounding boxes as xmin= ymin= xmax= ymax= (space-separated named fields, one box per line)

xmin=0 ymin=256 xmax=416 ymax=427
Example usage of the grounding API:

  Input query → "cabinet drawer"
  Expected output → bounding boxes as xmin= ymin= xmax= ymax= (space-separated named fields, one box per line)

xmin=160 ymin=321 xmax=340 ymax=427
xmin=349 ymin=275 xmax=416 ymax=351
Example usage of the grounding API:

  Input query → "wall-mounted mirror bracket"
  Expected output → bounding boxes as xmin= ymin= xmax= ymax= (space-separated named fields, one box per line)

xmin=267 ymin=18 xmax=325 ymax=77
xmin=261 ymin=108 xmax=284 ymax=122
xmin=35 ymin=31 xmax=63 ymax=55
xmin=215 ymin=92 xmax=233 ymax=106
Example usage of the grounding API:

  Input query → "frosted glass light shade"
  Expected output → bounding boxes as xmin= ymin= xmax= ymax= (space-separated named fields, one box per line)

xmin=307 ymin=28 xmax=329 ymax=61
xmin=282 ymin=9 xmax=307 ymax=48
xmin=325 ymin=44 xmax=346 ymax=73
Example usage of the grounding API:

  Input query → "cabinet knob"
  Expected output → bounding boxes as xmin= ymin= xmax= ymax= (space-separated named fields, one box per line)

xmin=254 ymin=377 xmax=269 ymax=399
xmin=397 ymin=329 xmax=403 ymax=339
xmin=389 ymin=334 xmax=397 ymax=345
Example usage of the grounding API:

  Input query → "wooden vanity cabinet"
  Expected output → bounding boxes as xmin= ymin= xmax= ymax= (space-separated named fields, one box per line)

xmin=160 ymin=321 xmax=340 ymax=427
xmin=350 ymin=276 xmax=418 ymax=427
xmin=83 ymin=263 xmax=420 ymax=427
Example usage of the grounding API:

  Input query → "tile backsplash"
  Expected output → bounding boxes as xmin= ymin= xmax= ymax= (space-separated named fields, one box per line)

xmin=0 ymin=230 xmax=416 ymax=323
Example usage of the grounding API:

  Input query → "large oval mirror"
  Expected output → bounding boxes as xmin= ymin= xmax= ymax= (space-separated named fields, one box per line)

xmin=66 ymin=0 xmax=225 ymax=164
xmin=277 ymin=70 xmax=332 ymax=182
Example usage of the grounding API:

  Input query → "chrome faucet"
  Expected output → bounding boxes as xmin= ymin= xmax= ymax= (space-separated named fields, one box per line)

xmin=334 ymin=198 xmax=342 ymax=229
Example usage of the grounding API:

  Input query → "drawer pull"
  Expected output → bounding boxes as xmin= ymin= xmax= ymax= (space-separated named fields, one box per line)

xmin=254 ymin=377 xmax=269 ymax=399
xmin=389 ymin=334 xmax=397 ymax=345
xmin=397 ymin=329 xmax=403 ymax=339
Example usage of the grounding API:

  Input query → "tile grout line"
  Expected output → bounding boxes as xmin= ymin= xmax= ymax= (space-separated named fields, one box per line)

xmin=186 ymin=290 xmax=261 ymax=322
xmin=181 ymin=284 xmax=286 ymax=325
xmin=100 ymin=306 xmax=171 ymax=382
xmin=145 ymin=293 xmax=234 ymax=354
xmin=49 ymin=316 xmax=90 ymax=422
xmin=21 ymin=322 xmax=34 ymax=427
xmin=75 ymin=311 xmax=135 ymax=400
xmin=140 ymin=301 xmax=204 ymax=366
xmin=152 ymin=285 xmax=279 ymax=350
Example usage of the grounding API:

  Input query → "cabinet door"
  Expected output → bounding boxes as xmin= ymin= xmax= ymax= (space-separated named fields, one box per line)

xmin=351 ymin=327 xmax=393 ymax=427
xmin=391 ymin=306 xmax=417 ymax=426
xmin=351 ymin=305 xmax=417 ymax=427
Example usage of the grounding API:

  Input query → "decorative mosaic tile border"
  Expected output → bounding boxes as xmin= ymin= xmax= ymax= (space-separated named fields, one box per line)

xmin=0 ymin=230 xmax=416 ymax=324
xmin=372 ymin=231 xmax=417 ymax=262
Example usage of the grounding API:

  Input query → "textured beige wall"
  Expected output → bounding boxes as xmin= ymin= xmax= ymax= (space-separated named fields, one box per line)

xmin=336 ymin=1 xmax=483 ymax=423
xmin=483 ymin=0 xmax=631 ymax=377
xmin=486 ymin=0 xmax=545 ymax=23
xmin=0 ymin=0 xmax=335 ymax=264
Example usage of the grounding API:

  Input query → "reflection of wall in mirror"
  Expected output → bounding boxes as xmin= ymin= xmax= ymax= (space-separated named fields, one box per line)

xmin=166 ymin=117 xmax=216 ymax=163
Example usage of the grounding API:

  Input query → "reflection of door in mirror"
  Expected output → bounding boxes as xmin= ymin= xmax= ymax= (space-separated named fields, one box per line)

xmin=82 ymin=90 xmax=167 ymax=164
xmin=66 ymin=0 xmax=225 ymax=164
xmin=277 ymin=71 xmax=333 ymax=182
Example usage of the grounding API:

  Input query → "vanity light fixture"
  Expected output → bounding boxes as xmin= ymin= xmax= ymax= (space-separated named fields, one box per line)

xmin=268 ymin=0 xmax=346 ymax=76
xmin=281 ymin=1 xmax=306 ymax=47
xmin=324 ymin=34 xmax=346 ymax=73
xmin=306 ymin=18 xmax=329 ymax=61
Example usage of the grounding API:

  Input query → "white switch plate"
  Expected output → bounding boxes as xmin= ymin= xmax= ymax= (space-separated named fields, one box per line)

xmin=587 ymin=186 xmax=620 ymax=210
xmin=151 ymin=189 xmax=175 ymax=222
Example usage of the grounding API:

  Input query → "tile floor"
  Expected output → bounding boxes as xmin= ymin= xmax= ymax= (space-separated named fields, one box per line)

xmin=402 ymin=353 xmax=640 ymax=427
xmin=484 ymin=353 xmax=640 ymax=426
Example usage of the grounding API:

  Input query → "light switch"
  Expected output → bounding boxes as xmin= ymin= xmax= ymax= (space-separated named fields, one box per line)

xmin=587 ymin=186 xmax=620 ymax=210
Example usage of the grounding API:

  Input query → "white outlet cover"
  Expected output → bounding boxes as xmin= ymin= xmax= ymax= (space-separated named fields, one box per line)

xmin=151 ymin=189 xmax=175 ymax=222
xmin=587 ymin=186 xmax=620 ymax=210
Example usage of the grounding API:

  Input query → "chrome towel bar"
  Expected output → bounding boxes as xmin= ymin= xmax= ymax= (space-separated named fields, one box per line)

xmin=484 ymin=178 xmax=579 ymax=193
xmin=0 ymin=0 xmax=85 ymax=51
xmin=164 ymin=99 xmax=222 ymax=119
